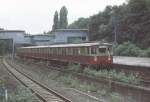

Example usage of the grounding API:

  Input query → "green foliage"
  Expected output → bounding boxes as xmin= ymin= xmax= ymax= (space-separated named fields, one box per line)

xmin=128 ymin=0 xmax=148 ymax=13
xmin=52 ymin=11 xmax=59 ymax=31
xmin=79 ymin=83 xmax=97 ymax=92
xmin=114 ymin=42 xmax=142 ymax=56
xmin=58 ymin=74 xmax=97 ymax=92
xmin=68 ymin=17 xmax=89 ymax=29
xmin=145 ymin=47 xmax=150 ymax=57
xmin=83 ymin=68 xmax=97 ymax=76
xmin=113 ymin=42 xmax=150 ymax=57
xmin=110 ymin=92 xmax=124 ymax=102
xmin=85 ymin=0 xmax=150 ymax=48
xmin=0 ymin=40 xmax=12 ymax=55
xmin=0 ymin=86 xmax=33 ymax=102
xmin=68 ymin=63 xmax=82 ymax=72
xmin=83 ymin=68 xmax=141 ymax=84
xmin=59 ymin=6 xmax=68 ymax=29
xmin=8 ymin=87 xmax=33 ymax=102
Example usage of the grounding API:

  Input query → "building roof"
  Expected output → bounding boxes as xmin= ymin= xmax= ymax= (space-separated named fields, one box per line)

xmin=24 ymin=34 xmax=55 ymax=37
xmin=54 ymin=29 xmax=88 ymax=33
xmin=0 ymin=30 xmax=24 ymax=32
xmin=19 ymin=42 xmax=112 ymax=49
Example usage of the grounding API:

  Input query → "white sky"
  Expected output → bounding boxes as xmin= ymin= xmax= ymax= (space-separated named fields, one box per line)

xmin=0 ymin=0 xmax=126 ymax=34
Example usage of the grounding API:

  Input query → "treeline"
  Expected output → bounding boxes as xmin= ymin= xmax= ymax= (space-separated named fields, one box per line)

xmin=68 ymin=0 xmax=150 ymax=48
xmin=52 ymin=6 xmax=68 ymax=31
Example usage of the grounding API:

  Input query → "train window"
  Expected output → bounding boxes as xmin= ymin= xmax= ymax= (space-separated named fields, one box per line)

xmin=99 ymin=48 xmax=106 ymax=54
xmin=66 ymin=48 xmax=68 ymax=55
xmin=45 ymin=48 xmax=47 ymax=54
xmin=39 ymin=48 xmax=40 ymax=54
xmin=78 ymin=48 xmax=81 ymax=55
xmin=53 ymin=48 xmax=55 ymax=54
xmin=73 ymin=48 xmax=78 ymax=55
xmin=83 ymin=47 xmax=89 ymax=56
xmin=62 ymin=48 xmax=65 ymax=55
xmin=76 ymin=48 xmax=79 ymax=55
xmin=91 ymin=47 xmax=97 ymax=55
xmin=80 ymin=47 xmax=85 ymax=55
xmin=59 ymin=48 xmax=61 ymax=55
xmin=56 ymin=48 xmax=58 ymax=55
xmin=108 ymin=47 xmax=113 ymax=55
xmin=51 ymin=48 xmax=52 ymax=54
xmin=68 ymin=48 xmax=72 ymax=55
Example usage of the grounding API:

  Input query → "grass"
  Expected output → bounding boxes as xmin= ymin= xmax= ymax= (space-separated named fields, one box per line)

xmin=110 ymin=92 xmax=124 ymax=102
xmin=56 ymin=74 xmax=98 ymax=92
xmin=67 ymin=63 xmax=141 ymax=84
xmin=0 ymin=86 xmax=33 ymax=102
xmin=67 ymin=63 xmax=82 ymax=72
xmin=83 ymin=68 xmax=141 ymax=84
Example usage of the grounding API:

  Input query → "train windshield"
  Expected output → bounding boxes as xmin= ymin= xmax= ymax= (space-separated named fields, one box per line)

xmin=99 ymin=48 xmax=106 ymax=53
xmin=99 ymin=46 xmax=107 ymax=55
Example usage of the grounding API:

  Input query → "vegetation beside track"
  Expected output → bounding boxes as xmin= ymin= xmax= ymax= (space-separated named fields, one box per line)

xmin=47 ymin=70 xmax=134 ymax=102
xmin=14 ymin=58 xmax=139 ymax=102
xmin=68 ymin=63 xmax=141 ymax=85
xmin=113 ymin=42 xmax=150 ymax=57
xmin=0 ymin=77 xmax=33 ymax=102
xmin=5 ymin=86 xmax=33 ymax=102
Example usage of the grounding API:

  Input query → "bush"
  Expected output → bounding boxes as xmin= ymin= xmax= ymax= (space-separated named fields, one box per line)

xmin=114 ymin=42 xmax=142 ymax=57
xmin=68 ymin=63 xmax=81 ymax=72
xmin=145 ymin=47 xmax=150 ymax=57
xmin=83 ymin=68 xmax=141 ymax=84
xmin=110 ymin=92 xmax=124 ymax=102
xmin=4 ymin=86 xmax=33 ymax=102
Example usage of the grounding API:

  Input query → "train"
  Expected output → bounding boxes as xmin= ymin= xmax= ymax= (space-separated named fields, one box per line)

xmin=16 ymin=42 xmax=113 ymax=68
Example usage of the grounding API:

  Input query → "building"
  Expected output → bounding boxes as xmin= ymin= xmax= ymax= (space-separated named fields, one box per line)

xmin=0 ymin=29 xmax=89 ymax=46
xmin=0 ymin=30 xmax=26 ymax=46
xmin=52 ymin=29 xmax=88 ymax=43
xmin=24 ymin=34 xmax=55 ymax=46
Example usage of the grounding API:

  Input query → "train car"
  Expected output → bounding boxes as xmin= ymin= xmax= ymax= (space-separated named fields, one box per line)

xmin=16 ymin=42 xmax=113 ymax=67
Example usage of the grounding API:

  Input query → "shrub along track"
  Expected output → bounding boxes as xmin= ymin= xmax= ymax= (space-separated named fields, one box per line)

xmin=47 ymin=66 xmax=150 ymax=102
xmin=26 ymin=61 xmax=150 ymax=102
xmin=6 ymin=58 xmax=105 ymax=102
xmin=3 ymin=58 xmax=72 ymax=102
xmin=112 ymin=64 xmax=150 ymax=86
xmin=12 ymin=57 xmax=150 ymax=102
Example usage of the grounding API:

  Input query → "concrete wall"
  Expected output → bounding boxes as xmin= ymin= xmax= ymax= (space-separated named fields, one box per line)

xmin=0 ymin=30 xmax=25 ymax=44
xmin=53 ymin=29 xmax=88 ymax=43
xmin=0 ymin=29 xmax=89 ymax=47
xmin=31 ymin=35 xmax=55 ymax=45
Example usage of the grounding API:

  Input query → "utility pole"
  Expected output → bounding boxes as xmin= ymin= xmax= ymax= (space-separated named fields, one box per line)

xmin=111 ymin=10 xmax=118 ymax=44
xmin=114 ymin=22 xmax=117 ymax=44
xmin=12 ymin=39 xmax=15 ymax=60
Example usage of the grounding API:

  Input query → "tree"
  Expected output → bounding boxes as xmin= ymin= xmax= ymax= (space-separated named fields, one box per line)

xmin=68 ymin=17 xmax=89 ymax=29
xmin=127 ymin=0 xmax=148 ymax=13
xmin=59 ymin=6 xmax=68 ymax=29
xmin=52 ymin=11 xmax=59 ymax=31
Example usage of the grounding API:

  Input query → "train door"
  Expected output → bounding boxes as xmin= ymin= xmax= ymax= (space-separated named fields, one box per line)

xmin=90 ymin=46 xmax=98 ymax=62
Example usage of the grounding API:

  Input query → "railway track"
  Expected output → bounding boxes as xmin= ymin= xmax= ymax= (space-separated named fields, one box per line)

xmin=113 ymin=63 xmax=150 ymax=81
xmin=8 ymin=57 xmax=150 ymax=102
xmin=14 ymin=57 xmax=150 ymax=102
xmin=34 ymin=62 xmax=150 ymax=102
xmin=2 ymin=58 xmax=72 ymax=102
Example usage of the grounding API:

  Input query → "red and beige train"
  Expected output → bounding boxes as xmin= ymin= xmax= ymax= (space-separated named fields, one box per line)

xmin=17 ymin=42 xmax=113 ymax=68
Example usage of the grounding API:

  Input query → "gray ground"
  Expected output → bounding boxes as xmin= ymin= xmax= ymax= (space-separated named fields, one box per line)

xmin=0 ymin=58 xmax=38 ymax=102
xmin=12 ymin=57 xmax=136 ymax=102
xmin=113 ymin=56 xmax=150 ymax=67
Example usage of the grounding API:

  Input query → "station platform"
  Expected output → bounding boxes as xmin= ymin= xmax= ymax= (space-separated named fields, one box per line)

xmin=113 ymin=56 xmax=150 ymax=67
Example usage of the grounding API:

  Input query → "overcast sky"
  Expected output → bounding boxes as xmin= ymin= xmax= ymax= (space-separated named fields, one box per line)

xmin=0 ymin=0 xmax=126 ymax=34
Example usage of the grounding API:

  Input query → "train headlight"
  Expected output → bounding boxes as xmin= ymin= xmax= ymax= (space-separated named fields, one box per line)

xmin=108 ymin=57 xmax=111 ymax=61
xmin=94 ymin=56 xmax=97 ymax=62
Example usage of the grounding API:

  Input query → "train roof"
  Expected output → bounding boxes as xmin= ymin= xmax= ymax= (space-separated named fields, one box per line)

xmin=19 ymin=42 xmax=112 ymax=49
